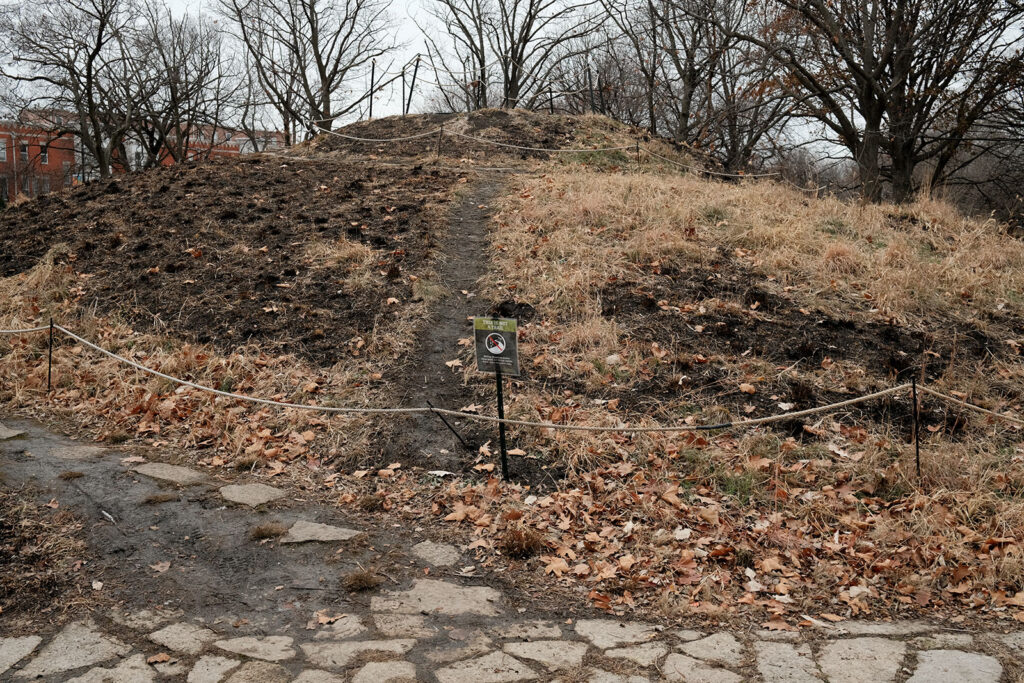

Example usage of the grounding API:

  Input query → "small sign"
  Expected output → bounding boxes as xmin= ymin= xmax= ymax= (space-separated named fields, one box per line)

xmin=474 ymin=317 xmax=519 ymax=376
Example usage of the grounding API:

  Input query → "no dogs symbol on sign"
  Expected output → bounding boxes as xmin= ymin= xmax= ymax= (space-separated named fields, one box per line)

xmin=474 ymin=317 xmax=519 ymax=376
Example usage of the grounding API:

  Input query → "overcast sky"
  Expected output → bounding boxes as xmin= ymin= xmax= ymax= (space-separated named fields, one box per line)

xmin=164 ymin=0 xmax=428 ymax=118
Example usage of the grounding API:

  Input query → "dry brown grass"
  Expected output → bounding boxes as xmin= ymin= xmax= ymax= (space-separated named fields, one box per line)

xmin=142 ymin=493 xmax=179 ymax=505
xmin=250 ymin=522 xmax=289 ymax=540
xmin=57 ymin=471 xmax=84 ymax=481
xmin=342 ymin=568 xmax=382 ymax=592
xmin=498 ymin=524 xmax=544 ymax=559
xmin=491 ymin=170 xmax=1024 ymax=325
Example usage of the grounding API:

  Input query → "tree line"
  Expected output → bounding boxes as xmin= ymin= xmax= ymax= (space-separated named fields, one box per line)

xmin=1 ymin=0 xmax=1022 ymax=208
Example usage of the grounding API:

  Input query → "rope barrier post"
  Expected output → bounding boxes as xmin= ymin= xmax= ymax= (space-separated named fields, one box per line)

xmin=636 ymin=141 xmax=641 ymax=168
xmin=912 ymin=378 xmax=921 ymax=479
xmin=549 ymin=88 xmax=555 ymax=114
xmin=436 ymin=125 xmax=443 ymax=162
xmin=401 ymin=70 xmax=406 ymax=116
xmin=406 ymin=55 xmax=421 ymax=116
xmin=47 ymin=317 xmax=53 ymax=394
xmin=495 ymin=367 xmax=509 ymax=481
xmin=369 ymin=60 xmax=375 ymax=120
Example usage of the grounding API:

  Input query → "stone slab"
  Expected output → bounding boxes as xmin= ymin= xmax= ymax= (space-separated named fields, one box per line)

xmin=219 ymin=483 xmax=285 ymax=507
xmin=662 ymin=653 xmax=742 ymax=683
xmin=411 ymin=540 xmax=461 ymax=566
xmin=15 ymin=621 xmax=130 ymax=679
xmin=910 ymin=633 xmax=974 ymax=650
xmin=352 ymin=661 xmax=418 ymax=683
xmin=0 ymin=423 xmax=25 ymax=440
xmin=679 ymin=633 xmax=744 ymax=667
xmin=109 ymin=608 xmax=184 ymax=631
xmin=604 ymin=642 xmax=669 ymax=667
xmin=53 ymin=445 xmax=105 ymax=460
xmin=371 ymin=579 xmax=503 ymax=616
xmin=817 ymin=637 xmax=906 ymax=683
xmin=300 ymin=639 xmax=416 ymax=669
xmin=312 ymin=614 xmax=367 ymax=640
xmin=435 ymin=652 xmax=538 ymax=683
xmin=224 ymin=661 xmax=291 ymax=682
xmin=280 ymin=520 xmax=363 ymax=544
xmin=134 ymin=462 xmax=206 ymax=485
xmin=754 ymin=641 xmax=821 ymax=682
xmin=65 ymin=654 xmax=155 ymax=683
xmin=838 ymin=621 xmax=934 ymax=636
xmin=495 ymin=621 xmax=562 ymax=641
xmin=373 ymin=614 xmax=437 ymax=638
xmin=574 ymin=619 xmax=657 ymax=649
xmin=504 ymin=640 xmax=588 ymax=669
xmin=586 ymin=671 xmax=650 ymax=683
xmin=148 ymin=622 xmax=218 ymax=655
xmin=0 ymin=637 xmax=41 ymax=676
xmin=294 ymin=671 xmax=346 ymax=683
xmin=906 ymin=649 xmax=1002 ymax=683
xmin=214 ymin=636 xmax=295 ymax=662
xmin=187 ymin=655 xmax=240 ymax=683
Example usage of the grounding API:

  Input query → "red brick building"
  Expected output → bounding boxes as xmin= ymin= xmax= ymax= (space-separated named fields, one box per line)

xmin=0 ymin=120 xmax=77 ymax=203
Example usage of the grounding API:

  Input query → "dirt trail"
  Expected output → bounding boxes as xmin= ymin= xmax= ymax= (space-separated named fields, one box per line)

xmin=380 ymin=178 xmax=505 ymax=474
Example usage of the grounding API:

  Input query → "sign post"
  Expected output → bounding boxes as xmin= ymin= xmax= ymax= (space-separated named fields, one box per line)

xmin=474 ymin=317 xmax=519 ymax=480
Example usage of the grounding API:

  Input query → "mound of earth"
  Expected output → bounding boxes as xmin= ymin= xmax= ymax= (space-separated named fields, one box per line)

xmin=0 ymin=156 xmax=461 ymax=367
xmin=309 ymin=108 xmax=651 ymax=161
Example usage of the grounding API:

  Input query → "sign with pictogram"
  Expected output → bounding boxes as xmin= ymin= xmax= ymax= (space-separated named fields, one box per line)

xmin=474 ymin=317 xmax=519 ymax=376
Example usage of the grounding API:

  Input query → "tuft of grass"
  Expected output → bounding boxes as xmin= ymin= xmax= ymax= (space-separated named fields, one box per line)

xmin=142 ymin=493 xmax=179 ymax=505
xmin=499 ymin=524 xmax=544 ymax=559
xmin=250 ymin=522 xmax=288 ymax=540
xmin=58 ymin=471 xmax=84 ymax=481
xmin=356 ymin=494 xmax=385 ymax=512
xmin=342 ymin=568 xmax=382 ymax=592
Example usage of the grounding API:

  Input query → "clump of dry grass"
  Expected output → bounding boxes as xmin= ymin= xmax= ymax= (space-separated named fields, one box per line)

xmin=250 ymin=522 xmax=289 ymax=540
xmin=342 ymin=568 xmax=382 ymax=592
xmin=58 ymin=471 xmax=84 ymax=481
xmin=142 ymin=493 xmax=179 ymax=505
xmin=499 ymin=524 xmax=544 ymax=559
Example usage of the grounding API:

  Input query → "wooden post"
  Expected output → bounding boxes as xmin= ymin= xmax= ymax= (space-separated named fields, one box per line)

xmin=436 ymin=125 xmax=443 ymax=162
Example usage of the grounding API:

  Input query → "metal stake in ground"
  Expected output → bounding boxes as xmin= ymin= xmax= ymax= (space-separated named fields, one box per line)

xmin=47 ymin=317 xmax=53 ymax=394
xmin=496 ymin=367 xmax=509 ymax=479
xmin=474 ymin=317 xmax=520 ymax=480
xmin=912 ymin=378 xmax=921 ymax=479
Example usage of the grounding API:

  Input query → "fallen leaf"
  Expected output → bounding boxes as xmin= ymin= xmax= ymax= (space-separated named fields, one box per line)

xmin=147 ymin=653 xmax=171 ymax=664
xmin=445 ymin=359 xmax=463 ymax=369
xmin=543 ymin=557 xmax=570 ymax=577
xmin=762 ymin=616 xmax=797 ymax=631
xmin=150 ymin=561 xmax=171 ymax=574
xmin=739 ymin=383 xmax=756 ymax=394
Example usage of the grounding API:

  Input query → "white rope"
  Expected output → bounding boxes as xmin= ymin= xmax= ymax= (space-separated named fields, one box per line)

xmin=0 ymin=325 xmax=51 ymax=334
xmin=311 ymin=123 xmax=444 ymax=143
xmin=642 ymin=147 xmax=780 ymax=179
xmin=450 ymin=130 xmax=633 ymax=154
xmin=8 ymin=323 xmax=1022 ymax=434
xmin=54 ymin=325 xmax=427 ymax=417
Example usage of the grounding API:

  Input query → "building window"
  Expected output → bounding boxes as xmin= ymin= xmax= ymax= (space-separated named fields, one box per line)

xmin=19 ymin=143 xmax=28 ymax=162
xmin=40 ymin=176 xmax=50 ymax=194
xmin=0 ymin=140 xmax=6 ymax=162
xmin=40 ymin=144 xmax=48 ymax=165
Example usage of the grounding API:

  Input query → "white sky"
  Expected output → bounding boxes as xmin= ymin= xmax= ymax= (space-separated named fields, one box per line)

xmin=165 ymin=0 xmax=429 ymax=119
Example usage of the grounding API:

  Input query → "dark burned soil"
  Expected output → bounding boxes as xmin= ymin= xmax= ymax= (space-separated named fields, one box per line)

xmin=309 ymin=108 xmax=644 ymax=161
xmin=0 ymin=156 xmax=461 ymax=367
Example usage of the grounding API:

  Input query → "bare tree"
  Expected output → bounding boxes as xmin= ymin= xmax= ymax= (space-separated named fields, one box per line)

xmin=424 ymin=0 xmax=598 ymax=110
xmin=0 ymin=0 xmax=140 ymax=178
xmin=719 ymin=0 xmax=1024 ymax=202
xmin=129 ymin=2 xmax=238 ymax=167
xmin=217 ymin=0 xmax=396 ymax=135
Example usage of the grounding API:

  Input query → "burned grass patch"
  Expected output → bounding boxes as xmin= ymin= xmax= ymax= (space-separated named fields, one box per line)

xmin=0 ymin=156 xmax=461 ymax=368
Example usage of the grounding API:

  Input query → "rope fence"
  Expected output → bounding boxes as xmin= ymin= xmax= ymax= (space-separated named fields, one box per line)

xmin=306 ymin=120 xmax=796 ymax=181
xmin=2 ymin=323 xmax=1021 ymax=434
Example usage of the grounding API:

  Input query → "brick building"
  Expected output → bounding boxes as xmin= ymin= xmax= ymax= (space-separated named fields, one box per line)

xmin=0 ymin=120 xmax=78 ymax=203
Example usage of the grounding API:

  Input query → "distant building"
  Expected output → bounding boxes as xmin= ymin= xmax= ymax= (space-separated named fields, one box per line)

xmin=1 ymin=114 xmax=285 ymax=203
xmin=0 ymin=119 xmax=77 ymax=203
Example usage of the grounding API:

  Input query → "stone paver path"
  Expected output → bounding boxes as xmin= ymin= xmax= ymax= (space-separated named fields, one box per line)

xmin=3 ymin=582 xmax=1021 ymax=681
xmin=2 ymin=418 xmax=1022 ymax=682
